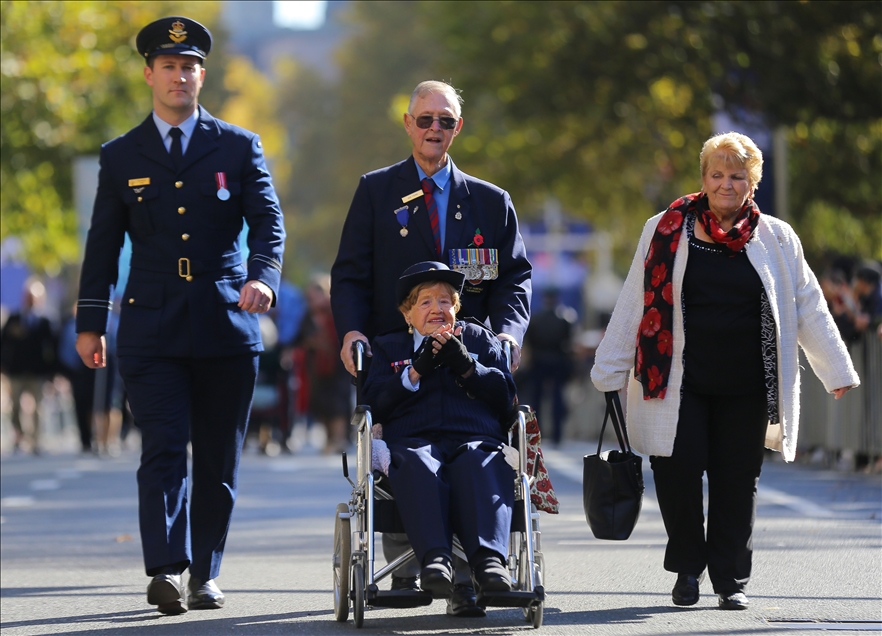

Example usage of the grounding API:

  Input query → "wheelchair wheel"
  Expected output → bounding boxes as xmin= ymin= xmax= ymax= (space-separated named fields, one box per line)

xmin=352 ymin=561 xmax=365 ymax=628
xmin=522 ymin=552 xmax=544 ymax=627
xmin=333 ymin=503 xmax=351 ymax=622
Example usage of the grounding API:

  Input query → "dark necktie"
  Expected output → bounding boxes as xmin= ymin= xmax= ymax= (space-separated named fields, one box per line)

xmin=420 ymin=177 xmax=442 ymax=256
xmin=169 ymin=127 xmax=183 ymax=170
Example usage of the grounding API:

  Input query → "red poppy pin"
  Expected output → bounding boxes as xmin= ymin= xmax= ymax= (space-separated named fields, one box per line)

xmin=470 ymin=228 xmax=484 ymax=247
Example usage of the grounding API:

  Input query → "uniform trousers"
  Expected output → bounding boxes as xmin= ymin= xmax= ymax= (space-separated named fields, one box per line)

xmin=387 ymin=435 xmax=513 ymax=567
xmin=650 ymin=389 xmax=769 ymax=594
xmin=119 ymin=354 xmax=258 ymax=580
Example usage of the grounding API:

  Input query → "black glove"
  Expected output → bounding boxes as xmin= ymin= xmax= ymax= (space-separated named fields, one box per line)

xmin=435 ymin=334 xmax=475 ymax=377
xmin=411 ymin=336 xmax=439 ymax=377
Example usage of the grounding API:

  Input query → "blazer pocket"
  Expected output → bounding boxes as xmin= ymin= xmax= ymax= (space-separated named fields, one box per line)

xmin=122 ymin=185 xmax=160 ymax=235
xmin=200 ymin=181 xmax=242 ymax=227
xmin=118 ymin=281 xmax=163 ymax=342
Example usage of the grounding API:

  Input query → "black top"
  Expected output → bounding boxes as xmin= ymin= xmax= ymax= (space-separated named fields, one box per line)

xmin=683 ymin=235 xmax=766 ymax=395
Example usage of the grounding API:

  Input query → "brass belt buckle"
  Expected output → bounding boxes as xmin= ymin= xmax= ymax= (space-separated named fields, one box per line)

xmin=178 ymin=257 xmax=193 ymax=281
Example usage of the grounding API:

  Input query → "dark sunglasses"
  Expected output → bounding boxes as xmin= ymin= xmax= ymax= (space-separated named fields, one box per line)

xmin=412 ymin=114 xmax=458 ymax=130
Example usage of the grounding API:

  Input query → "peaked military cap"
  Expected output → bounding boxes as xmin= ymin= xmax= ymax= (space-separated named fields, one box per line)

xmin=136 ymin=16 xmax=212 ymax=61
xmin=396 ymin=261 xmax=465 ymax=306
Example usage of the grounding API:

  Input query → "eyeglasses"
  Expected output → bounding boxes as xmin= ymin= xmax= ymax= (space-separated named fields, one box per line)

xmin=410 ymin=114 xmax=458 ymax=130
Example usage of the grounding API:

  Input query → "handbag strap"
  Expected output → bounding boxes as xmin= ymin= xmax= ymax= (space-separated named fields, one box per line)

xmin=599 ymin=392 xmax=633 ymax=455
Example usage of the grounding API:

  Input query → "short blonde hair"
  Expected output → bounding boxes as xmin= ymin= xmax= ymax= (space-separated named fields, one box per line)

xmin=399 ymin=281 xmax=461 ymax=315
xmin=408 ymin=80 xmax=463 ymax=118
xmin=700 ymin=132 xmax=763 ymax=194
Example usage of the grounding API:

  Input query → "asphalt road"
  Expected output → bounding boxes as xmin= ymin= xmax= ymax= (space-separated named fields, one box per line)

xmin=1 ymin=432 xmax=880 ymax=636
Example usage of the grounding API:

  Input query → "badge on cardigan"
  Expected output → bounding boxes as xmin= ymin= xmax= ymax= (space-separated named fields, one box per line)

xmin=393 ymin=205 xmax=409 ymax=237
xmin=449 ymin=248 xmax=499 ymax=284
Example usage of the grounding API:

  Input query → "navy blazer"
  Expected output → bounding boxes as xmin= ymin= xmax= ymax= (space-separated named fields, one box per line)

xmin=331 ymin=157 xmax=531 ymax=344
xmin=76 ymin=107 xmax=285 ymax=358
xmin=363 ymin=322 xmax=516 ymax=444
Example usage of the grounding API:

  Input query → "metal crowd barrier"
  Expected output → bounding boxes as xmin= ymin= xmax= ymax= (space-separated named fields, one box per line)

xmin=798 ymin=330 xmax=881 ymax=464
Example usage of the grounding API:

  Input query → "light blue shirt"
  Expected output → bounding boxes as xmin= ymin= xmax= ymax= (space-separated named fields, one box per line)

xmin=415 ymin=158 xmax=453 ymax=253
xmin=152 ymin=107 xmax=200 ymax=155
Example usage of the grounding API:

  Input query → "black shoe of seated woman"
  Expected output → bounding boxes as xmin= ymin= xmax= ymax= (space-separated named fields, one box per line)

xmin=419 ymin=550 xmax=453 ymax=598
xmin=718 ymin=592 xmax=749 ymax=610
xmin=471 ymin=552 xmax=511 ymax=593
xmin=671 ymin=573 xmax=701 ymax=606
xmin=447 ymin=584 xmax=486 ymax=617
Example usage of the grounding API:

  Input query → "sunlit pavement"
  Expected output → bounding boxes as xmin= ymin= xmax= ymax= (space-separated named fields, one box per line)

xmin=1 ymin=425 xmax=880 ymax=635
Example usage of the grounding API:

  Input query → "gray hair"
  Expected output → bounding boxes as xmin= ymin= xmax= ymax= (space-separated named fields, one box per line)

xmin=408 ymin=80 xmax=463 ymax=118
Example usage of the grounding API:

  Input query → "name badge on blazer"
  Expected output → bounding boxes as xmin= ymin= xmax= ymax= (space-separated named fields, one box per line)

xmin=128 ymin=177 xmax=151 ymax=187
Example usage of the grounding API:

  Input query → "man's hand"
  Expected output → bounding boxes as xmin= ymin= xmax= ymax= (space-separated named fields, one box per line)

xmin=498 ymin=333 xmax=521 ymax=371
xmin=341 ymin=330 xmax=371 ymax=376
xmin=76 ymin=332 xmax=106 ymax=369
xmin=238 ymin=280 xmax=273 ymax=314
xmin=832 ymin=387 xmax=852 ymax=400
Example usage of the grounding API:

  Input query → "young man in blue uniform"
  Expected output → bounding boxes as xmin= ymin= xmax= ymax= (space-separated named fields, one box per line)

xmin=330 ymin=80 xmax=532 ymax=617
xmin=75 ymin=16 xmax=285 ymax=615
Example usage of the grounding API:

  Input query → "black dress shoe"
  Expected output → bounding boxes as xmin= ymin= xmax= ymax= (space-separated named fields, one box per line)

xmin=447 ymin=584 xmax=486 ymax=617
xmin=472 ymin=555 xmax=511 ymax=593
xmin=672 ymin=573 xmax=700 ymax=606
xmin=391 ymin=575 xmax=420 ymax=592
xmin=420 ymin=551 xmax=453 ymax=598
xmin=187 ymin=577 xmax=224 ymax=610
xmin=146 ymin=574 xmax=187 ymax=615
xmin=718 ymin=592 xmax=749 ymax=610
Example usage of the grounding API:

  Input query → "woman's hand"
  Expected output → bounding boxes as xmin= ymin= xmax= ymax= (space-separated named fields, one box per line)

xmin=832 ymin=387 xmax=852 ymax=400
xmin=434 ymin=328 xmax=475 ymax=377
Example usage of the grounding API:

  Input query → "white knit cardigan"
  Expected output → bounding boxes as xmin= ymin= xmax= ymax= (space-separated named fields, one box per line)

xmin=590 ymin=212 xmax=860 ymax=462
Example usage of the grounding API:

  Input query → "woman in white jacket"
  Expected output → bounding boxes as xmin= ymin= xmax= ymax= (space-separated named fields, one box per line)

xmin=591 ymin=132 xmax=859 ymax=611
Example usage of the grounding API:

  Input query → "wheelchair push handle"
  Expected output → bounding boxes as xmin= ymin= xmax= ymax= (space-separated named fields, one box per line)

xmin=352 ymin=339 xmax=369 ymax=404
xmin=503 ymin=340 xmax=512 ymax=372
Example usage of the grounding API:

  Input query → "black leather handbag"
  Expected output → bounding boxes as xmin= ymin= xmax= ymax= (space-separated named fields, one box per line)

xmin=582 ymin=391 xmax=644 ymax=540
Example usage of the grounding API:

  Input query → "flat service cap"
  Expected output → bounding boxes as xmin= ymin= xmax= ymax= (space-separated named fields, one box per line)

xmin=136 ymin=16 xmax=212 ymax=61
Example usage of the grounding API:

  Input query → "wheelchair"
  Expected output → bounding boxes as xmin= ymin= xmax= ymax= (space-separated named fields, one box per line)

xmin=332 ymin=340 xmax=545 ymax=628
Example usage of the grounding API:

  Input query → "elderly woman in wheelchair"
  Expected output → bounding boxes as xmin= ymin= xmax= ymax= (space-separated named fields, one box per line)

xmin=362 ymin=261 xmax=517 ymax=601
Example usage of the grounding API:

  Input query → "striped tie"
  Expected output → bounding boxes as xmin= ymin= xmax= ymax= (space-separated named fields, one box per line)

xmin=421 ymin=177 xmax=442 ymax=256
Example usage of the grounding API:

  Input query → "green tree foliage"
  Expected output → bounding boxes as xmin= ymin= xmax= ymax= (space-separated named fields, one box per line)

xmin=279 ymin=1 xmax=879 ymax=275
xmin=0 ymin=1 xmax=228 ymax=274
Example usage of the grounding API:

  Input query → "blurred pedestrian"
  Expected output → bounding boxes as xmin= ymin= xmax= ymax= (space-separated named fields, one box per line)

xmin=0 ymin=277 xmax=57 ymax=454
xmin=74 ymin=16 xmax=285 ymax=615
xmin=591 ymin=132 xmax=859 ymax=610
xmin=852 ymin=264 xmax=882 ymax=336
xmin=58 ymin=305 xmax=95 ymax=453
xmin=525 ymin=288 xmax=577 ymax=445
xmin=296 ymin=275 xmax=350 ymax=454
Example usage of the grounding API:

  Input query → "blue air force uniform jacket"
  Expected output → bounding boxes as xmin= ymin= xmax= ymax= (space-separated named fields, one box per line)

xmin=331 ymin=157 xmax=531 ymax=345
xmin=362 ymin=322 xmax=516 ymax=444
xmin=76 ymin=107 xmax=285 ymax=358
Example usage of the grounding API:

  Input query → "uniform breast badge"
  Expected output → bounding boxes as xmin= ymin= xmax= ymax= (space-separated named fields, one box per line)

xmin=215 ymin=172 xmax=230 ymax=200
xmin=393 ymin=205 xmax=410 ymax=237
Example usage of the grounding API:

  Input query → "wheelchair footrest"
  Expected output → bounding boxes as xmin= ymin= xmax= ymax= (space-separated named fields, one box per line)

xmin=366 ymin=588 xmax=434 ymax=608
xmin=477 ymin=586 xmax=545 ymax=608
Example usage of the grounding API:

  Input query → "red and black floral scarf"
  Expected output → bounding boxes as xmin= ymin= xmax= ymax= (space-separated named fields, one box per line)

xmin=635 ymin=192 xmax=760 ymax=399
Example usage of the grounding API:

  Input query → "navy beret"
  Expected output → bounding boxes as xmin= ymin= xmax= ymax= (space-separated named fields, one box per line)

xmin=136 ymin=16 xmax=212 ymax=61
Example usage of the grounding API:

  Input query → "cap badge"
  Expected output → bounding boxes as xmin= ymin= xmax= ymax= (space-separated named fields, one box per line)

xmin=169 ymin=20 xmax=188 ymax=44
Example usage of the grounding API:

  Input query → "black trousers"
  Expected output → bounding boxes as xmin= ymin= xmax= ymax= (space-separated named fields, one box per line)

xmin=650 ymin=389 xmax=768 ymax=594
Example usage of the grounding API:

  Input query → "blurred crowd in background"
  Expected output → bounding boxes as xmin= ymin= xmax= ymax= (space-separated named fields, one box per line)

xmin=2 ymin=253 xmax=879 ymax=466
